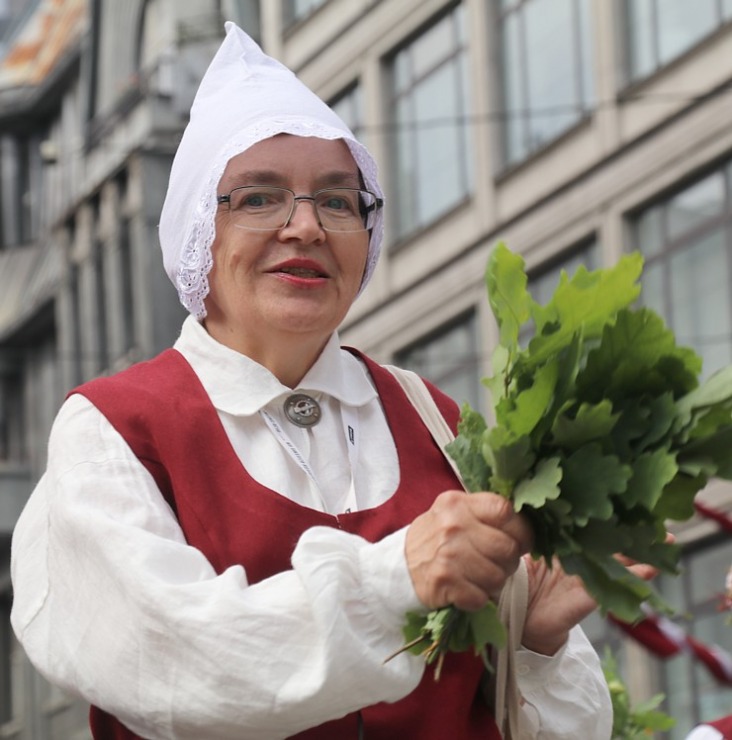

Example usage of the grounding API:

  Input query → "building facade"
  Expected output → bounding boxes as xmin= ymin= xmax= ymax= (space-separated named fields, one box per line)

xmin=0 ymin=0 xmax=730 ymax=737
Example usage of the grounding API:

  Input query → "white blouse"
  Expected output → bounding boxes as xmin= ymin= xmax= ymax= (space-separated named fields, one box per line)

xmin=10 ymin=316 xmax=612 ymax=739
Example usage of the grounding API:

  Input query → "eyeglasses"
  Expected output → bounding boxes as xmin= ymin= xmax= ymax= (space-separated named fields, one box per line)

xmin=216 ymin=186 xmax=383 ymax=233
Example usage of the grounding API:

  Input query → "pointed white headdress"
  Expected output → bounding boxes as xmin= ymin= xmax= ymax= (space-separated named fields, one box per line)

xmin=159 ymin=22 xmax=384 ymax=319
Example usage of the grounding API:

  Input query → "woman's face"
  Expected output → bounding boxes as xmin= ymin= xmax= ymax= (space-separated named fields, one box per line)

xmin=203 ymin=135 xmax=369 ymax=358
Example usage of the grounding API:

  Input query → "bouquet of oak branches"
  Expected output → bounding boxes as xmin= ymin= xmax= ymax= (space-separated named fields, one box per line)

xmin=399 ymin=242 xmax=732 ymax=677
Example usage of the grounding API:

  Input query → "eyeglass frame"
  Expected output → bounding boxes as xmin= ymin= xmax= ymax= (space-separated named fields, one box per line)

xmin=216 ymin=185 xmax=384 ymax=233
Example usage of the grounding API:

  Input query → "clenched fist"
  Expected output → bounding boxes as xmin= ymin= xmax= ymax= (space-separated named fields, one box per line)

xmin=405 ymin=490 xmax=533 ymax=612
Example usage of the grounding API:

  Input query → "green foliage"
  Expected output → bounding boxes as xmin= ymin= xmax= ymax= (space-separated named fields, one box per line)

xmin=401 ymin=242 xmax=732 ymax=669
xmin=602 ymin=649 xmax=675 ymax=739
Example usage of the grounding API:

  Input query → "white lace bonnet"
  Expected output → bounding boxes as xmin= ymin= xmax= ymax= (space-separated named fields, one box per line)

xmin=159 ymin=22 xmax=385 ymax=319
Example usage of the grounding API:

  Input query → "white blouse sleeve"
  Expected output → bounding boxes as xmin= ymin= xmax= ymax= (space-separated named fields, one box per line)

xmin=685 ymin=727 xmax=725 ymax=740
xmin=515 ymin=626 xmax=613 ymax=738
xmin=10 ymin=395 xmax=424 ymax=740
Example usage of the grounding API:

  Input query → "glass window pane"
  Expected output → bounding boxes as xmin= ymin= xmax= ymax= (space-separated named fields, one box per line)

xmin=525 ymin=0 xmax=577 ymax=147
xmin=634 ymin=161 xmax=732 ymax=388
xmin=666 ymin=173 xmax=725 ymax=240
xmin=626 ymin=0 xmax=656 ymax=79
xmin=394 ymin=97 xmax=416 ymax=236
xmin=330 ymin=86 xmax=362 ymax=138
xmin=286 ymin=0 xmax=326 ymax=25
xmin=393 ymin=51 xmax=411 ymax=95
xmin=640 ymin=261 xmax=665 ymax=318
xmin=501 ymin=12 xmax=525 ymax=164
xmin=578 ymin=0 xmax=595 ymax=104
xmin=389 ymin=7 xmax=470 ymax=239
xmin=689 ymin=539 xmax=732 ymax=605
xmin=414 ymin=64 xmax=464 ymax=224
xmin=657 ymin=0 xmax=718 ymax=64
xmin=664 ymin=653 xmax=696 ymax=738
xmin=411 ymin=13 xmax=454 ymax=77
xmin=635 ymin=205 xmax=664 ymax=257
xmin=397 ymin=314 xmax=481 ymax=410
xmin=669 ymin=229 xmax=732 ymax=377
xmin=501 ymin=0 xmax=593 ymax=166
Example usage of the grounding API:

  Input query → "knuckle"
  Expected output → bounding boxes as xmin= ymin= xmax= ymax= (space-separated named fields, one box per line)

xmin=488 ymin=495 xmax=515 ymax=525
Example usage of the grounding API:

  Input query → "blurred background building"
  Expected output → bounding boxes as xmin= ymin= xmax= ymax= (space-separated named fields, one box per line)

xmin=0 ymin=0 xmax=730 ymax=737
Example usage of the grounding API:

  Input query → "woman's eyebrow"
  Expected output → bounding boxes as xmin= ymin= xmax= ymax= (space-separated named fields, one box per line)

xmin=224 ymin=169 xmax=362 ymax=190
xmin=314 ymin=171 xmax=362 ymax=189
xmin=225 ymin=169 xmax=284 ymax=188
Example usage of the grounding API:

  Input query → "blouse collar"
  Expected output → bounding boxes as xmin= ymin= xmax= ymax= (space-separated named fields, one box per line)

xmin=174 ymin=316 xmax=378 ymax=416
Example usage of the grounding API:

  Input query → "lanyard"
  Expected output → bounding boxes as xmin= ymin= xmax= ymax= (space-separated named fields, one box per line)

xmin=260 ymin=401 xmax=360 ymax=514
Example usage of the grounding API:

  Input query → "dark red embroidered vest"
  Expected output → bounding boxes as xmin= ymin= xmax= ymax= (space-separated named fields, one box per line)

xmin=709 ymin=716 xmax=732 ymax=738
xmin=74 ymin=348 xmax=500 ymax=739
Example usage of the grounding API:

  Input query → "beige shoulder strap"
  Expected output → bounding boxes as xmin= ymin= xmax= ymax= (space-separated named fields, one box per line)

xmin=383 ymin=364 xmax=528 ymax=739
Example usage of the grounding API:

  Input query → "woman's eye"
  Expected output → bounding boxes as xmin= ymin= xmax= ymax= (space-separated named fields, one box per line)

xmin=243 ymin=194 xmax=268 ymax=208
xmin=320 ymin=193 xmax=357 ymax=213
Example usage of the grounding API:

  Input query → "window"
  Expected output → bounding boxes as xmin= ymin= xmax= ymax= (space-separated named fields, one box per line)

xmin=92 ymin=199 xmax=108 ymax=374
xmin=284 ymin=0 xmax=327 ymax=28
xmin=119 ymin=217 xmax=135 ymax=355
xmin=330 ymin=85 xmax=363 ymax=140
xmin=631 ymin=161 xmax=732 ymax=379
xmin=498 ymin=0 xmax=594 ymax=167
xmin=0 ymin=588 xmax=11 ymax=724
xmin=625 ymin=0 xmax=732 ymax=82
xmin=223 ymin=0 xmax=261 ymax=39
xmin=656 ymin=537 xmax=732 ymax=737
xmin=0 ymin=368 xmax=24 ymax=463
xmin=66 ymin=217 xmax=83 ymax=387
xmin=116 ymin=173 xmax=135 ymax=356
xmin=388 ymin=4 xmax=472 ymax=240
xmin=396 ymin=312 xmax=482 ymax=412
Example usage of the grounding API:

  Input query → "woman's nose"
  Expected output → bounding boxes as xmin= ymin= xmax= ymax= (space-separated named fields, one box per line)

xmin=279 ymin=198 xmax=325 ymax=242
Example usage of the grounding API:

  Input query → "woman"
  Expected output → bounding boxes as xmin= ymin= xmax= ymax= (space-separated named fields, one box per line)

xmin=11 ymin=22 xmax=618 ymax=739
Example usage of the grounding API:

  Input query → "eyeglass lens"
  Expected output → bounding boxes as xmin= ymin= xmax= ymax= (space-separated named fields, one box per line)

xmin=225 ymin=186 xmax=378 ymax=232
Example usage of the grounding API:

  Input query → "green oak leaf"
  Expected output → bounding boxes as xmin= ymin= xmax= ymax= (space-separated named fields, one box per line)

xmin=578 ymin=308 xmax=701 ymax=401
xmin=676 ymin=424 xmax=732 ymax=480
xmin=634 ymin=393 xmax=677 ymax=452
xmin=445 ymin=405 xmax=492 ymax=492
xmin=486 ymin=242 xmax=533 ymax=351
xmin=559 ymin=444 xmax=632 ymax=524
xmin=502 ymin=362 xmax=559 ymax=436
xmin=622 ymin=448 xmax=678 ymax=510
xmin=673 ymin=365 xmax=732 ymax=436
xmin=524 ymin=253 xmax=643 ymax=370
xmin=551 ymin=399 xmax=619 ymax=450
xmin=484 ymin=427 xmax=535 ymax=496
xmin=467 ymin=601 xmax=506 ymax=653
xmin=559 ymin=551 xmax=659 ymax=622
xmin=513 ymin=457 xmax=563 ymax=512
xmin=653 ymin=472 xmax=708 ymax=521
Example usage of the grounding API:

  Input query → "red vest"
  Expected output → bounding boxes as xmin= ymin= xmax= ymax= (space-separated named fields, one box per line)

xmin=75 ymin=348 xmax=500 ymax=739
xmin=709 ymin=716 xmax=732 ymax=738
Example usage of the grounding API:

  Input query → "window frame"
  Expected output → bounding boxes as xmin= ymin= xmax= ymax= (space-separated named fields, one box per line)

xmin=385 ymin=2 xmax=472 ymax=245
xmin=621 ymin=0 xmax=732 ymax=86
xmin=495 ymin=0 xmax=596 ymax=169
xmin=629 ymin=159 xmax=732 ymax=380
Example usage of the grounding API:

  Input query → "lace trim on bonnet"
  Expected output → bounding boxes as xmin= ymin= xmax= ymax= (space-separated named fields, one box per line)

xmin=175 ymin=119 xmax=383 ymax=320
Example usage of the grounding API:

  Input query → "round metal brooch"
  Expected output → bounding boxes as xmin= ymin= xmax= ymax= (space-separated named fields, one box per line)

xmin=284 ymin=393 xmax=322 ymax=428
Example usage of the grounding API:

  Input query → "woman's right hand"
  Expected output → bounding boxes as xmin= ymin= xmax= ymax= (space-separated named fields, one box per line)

xmin=404 ymin=490 xmax=533 ymax=612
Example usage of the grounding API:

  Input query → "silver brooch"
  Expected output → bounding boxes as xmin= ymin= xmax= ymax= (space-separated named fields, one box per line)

xmin=284 ymin=393 xmax=321 ymax=427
